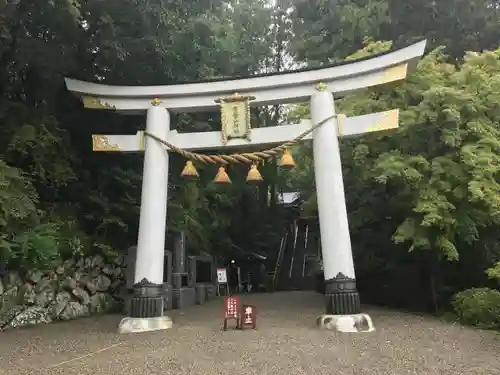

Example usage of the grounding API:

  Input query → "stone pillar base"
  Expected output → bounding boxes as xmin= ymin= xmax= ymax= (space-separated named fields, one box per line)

xmin=129 ymin=278 xmax=164 ymax=317
xmin=205 ymin=283 xmax=216 ymax=300
xmin=194 ymin=284 xmax=206 ymax=305
xmin=316 ymin=313 xmax=375 ymax=333
xmin=172 ymin=287 xmax=196 ymax=309
xmin=118 ymin=278 xmax=173 ymax=334
xmin=325 ymin=273 xmax=361 ymax=315
xmin=118 ymin=316 xmax=173 ymax=334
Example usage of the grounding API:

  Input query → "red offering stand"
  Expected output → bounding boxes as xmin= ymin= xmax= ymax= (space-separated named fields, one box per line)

xmin=240 ymin=304 xmax=257 ymax=329
xmin=223 ymin=296 xmax=241 ymax=330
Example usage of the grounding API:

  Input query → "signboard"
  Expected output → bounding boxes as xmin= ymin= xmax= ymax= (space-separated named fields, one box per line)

xmin=216 ymin=268 xmax=228 ymax=284
xmin=218 ymin=93 xmax=254 ymax=144
xmin=240 ymin=304 xmax=257 ymax=329
xmin=223 ymin=295 xmax=241 ymax=330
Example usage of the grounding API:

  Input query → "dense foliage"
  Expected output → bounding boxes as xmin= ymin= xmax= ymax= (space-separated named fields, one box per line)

xmin=288 ymin=42 xmax=500 ymax=322
xmin=1 ymin=0 xmax=499 ymax=327
xmin=0 ymin=0 xmax=286 ymax=268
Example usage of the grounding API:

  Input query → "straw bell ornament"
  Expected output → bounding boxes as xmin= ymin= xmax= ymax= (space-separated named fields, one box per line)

xmin=214 ymin=166 xmax=231 ymax=184
xmin=279 ymin=149 xmax=296 ymax=169
xmin=246 ymin=164 xmax=264 ymax=183
xmin=180 ymin=161 xmax=199 ymax=179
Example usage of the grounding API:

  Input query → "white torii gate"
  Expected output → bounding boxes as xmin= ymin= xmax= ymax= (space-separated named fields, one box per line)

xmin=65 ymin=40 xmax=426 ymax=334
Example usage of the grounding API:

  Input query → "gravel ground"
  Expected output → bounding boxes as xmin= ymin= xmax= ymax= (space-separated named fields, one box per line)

xmin=0 ymin=291 xmax=499 ymax=375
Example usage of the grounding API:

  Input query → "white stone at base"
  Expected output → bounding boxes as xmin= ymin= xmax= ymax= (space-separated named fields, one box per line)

xmin=118 ymin=316 xmax=173 ymax=334
xmin=317 ymin=313 xmax=375 ymax=333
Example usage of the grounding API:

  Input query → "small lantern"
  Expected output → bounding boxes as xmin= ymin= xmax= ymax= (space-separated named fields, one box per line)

xmin=246 ymin=164 xmax=264 ymax=183
xmin=279 ymin=149 xmax=296 ymax=169
xmin=214 ymin=166 xmax=231 ymax=184
xmin=180 ymin=161 xmax=199 ymax=179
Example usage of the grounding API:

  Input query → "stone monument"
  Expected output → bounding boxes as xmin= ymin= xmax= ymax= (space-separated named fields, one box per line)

xmin=172 ymin=232 xmax=195 ymax=309
xmin=162 ymin=250 xmax=173 ymax=311
xmin=188 ymin=255 xmax=216 ymax=304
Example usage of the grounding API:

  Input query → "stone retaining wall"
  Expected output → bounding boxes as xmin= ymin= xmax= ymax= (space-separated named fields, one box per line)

xmin=0 ymin=255 xmax=125 ymax=330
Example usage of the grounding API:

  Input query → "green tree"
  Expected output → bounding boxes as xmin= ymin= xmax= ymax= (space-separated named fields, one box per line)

xmin=285 ymin=41 xmax=500 ymax=312
xmin=0 ymin=0 xmax=282 ymax=267
xmin=383 ymin=0 xmax=500 ymax=59
xmin=288 ymin=0 xmax=500 ymax=63
xmin=289 ymin=0 xmax=389 ymax=64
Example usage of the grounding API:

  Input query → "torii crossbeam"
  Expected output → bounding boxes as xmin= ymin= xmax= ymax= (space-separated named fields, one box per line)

xmin=65 ymin=40 xmax=426 ymax=334
xmin=91 ymin=109 xmax=399 ymax=153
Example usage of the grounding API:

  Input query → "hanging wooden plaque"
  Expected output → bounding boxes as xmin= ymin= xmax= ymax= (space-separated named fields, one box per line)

xmin=217 ymin=93 xmax=255 ymax=145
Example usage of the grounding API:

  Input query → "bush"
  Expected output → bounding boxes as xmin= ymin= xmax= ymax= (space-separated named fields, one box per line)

xmin=452 ymin=288 xmax=500 ymax=329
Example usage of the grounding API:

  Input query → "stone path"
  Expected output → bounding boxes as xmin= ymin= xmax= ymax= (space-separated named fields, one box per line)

xmin=0 ymin=291 xmax=499 ymax=375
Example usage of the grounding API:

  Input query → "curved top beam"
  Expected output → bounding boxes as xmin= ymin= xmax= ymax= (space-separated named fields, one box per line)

xmin=65 ymin=40 xmax=426 ymax=113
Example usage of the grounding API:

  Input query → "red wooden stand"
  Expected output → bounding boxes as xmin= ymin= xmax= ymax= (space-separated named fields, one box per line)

xmin=240 ymin=304 xmax=257 ymax=329
xmin=223 ymin=296 xmax=241 ymax=330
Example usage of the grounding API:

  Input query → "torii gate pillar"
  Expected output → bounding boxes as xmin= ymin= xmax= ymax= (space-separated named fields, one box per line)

xmin=311 ymin=87 xmax=374 ymax=332
xmin=118 ymin=103 xmax=173 ymax=333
